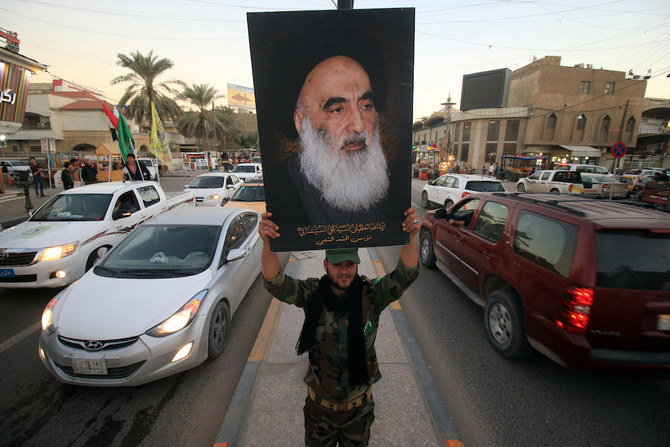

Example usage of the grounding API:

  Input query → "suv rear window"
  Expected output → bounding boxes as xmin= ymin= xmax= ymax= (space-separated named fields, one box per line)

xmin=513 ymin=211 xmax=578 ymax=278
xmin=465 ymin=181 xmax=505 ymax=192
xmin=595 ymin=230 xmax=670 ymax=290
xmin=552 ymin=171 xmax=582 ymax=183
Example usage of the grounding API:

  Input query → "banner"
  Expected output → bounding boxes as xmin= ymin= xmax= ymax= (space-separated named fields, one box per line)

xmin=0 ymin=61 xmax=30 ymax=123
xmin=227 ymin=84 xmax=256 ymax=111
xmin=150 ymin=102 xmax=173 ymax=166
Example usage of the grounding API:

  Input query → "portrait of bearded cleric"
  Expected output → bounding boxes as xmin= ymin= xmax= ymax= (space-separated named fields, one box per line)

xmin=248 ymin=8 xmax=415 ymax=251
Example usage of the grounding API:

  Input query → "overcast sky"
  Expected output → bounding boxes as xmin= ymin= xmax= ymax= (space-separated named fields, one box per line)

xmin=3 ymin=0 xmax=669 ymax=121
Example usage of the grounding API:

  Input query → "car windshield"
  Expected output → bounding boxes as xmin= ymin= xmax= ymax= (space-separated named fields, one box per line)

xmin=595 ymin=230 xmax=670 ymax=290
xmin=232 ymin=165 xmax=256 ymax=173
xmin=188 ymin=176 xmax=225 ymax=188
xmin=231 ymin=185 xmax=265 ymax=202
xmin=466 ymin=181 xmax=505 ymax=192
xmin=30 ymin=194 xmax=113 ymax=221
xmin=97 ymin=224 xmax=221 ymax=278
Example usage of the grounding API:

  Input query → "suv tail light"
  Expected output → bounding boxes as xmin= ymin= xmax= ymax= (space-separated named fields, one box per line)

xmin=461 ymin=192 xmax=470 ymax=198
xmin=556 ymin=287 xmax=593 ymax=334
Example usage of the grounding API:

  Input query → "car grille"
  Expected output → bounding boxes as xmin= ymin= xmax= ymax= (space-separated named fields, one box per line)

xmin=58 ymin=335 xmax=139 ymax=351
xmin=0 ymin=250 xmax=38 ymax=266
xmin=0 ymin=274 xmax=37 ymax=283
xmin=55 ymin=360 xmax=146 ymax=379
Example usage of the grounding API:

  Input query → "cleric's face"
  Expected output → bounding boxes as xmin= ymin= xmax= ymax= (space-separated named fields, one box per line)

xmin=294 ymin=56 xmax=376 ymax=153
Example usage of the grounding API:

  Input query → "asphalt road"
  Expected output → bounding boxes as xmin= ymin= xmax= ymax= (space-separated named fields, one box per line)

xmin=0 ymin=176 xmax=668 ymax=446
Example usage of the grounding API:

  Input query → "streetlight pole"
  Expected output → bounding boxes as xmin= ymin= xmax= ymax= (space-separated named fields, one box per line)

xmin=337 ymin=0 xmax=354 ymax=8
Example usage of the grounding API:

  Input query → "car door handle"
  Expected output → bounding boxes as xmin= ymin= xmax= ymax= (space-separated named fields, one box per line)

xmin=482 ymin=250 xmax=495 ymax=260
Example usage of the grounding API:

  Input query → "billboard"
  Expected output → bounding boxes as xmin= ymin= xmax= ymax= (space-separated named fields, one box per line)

xmin=227 ymin=84 xmax=256 ymax=111
xmin=460 ymin=68 xmax=511 ymax=111
xmin=0 ymin=61 xmax=30 ymax=123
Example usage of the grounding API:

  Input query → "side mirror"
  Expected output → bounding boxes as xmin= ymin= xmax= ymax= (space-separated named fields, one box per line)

xmin=227 ymin=184 xmax=234 ymax=189
xmin=97 ymin=247 xmax=109 ymax=259
xmin=226 ymin=248 xmax=246 ymax=263
xmin=184 ymin=184 xmax=190 ymax=188
xmin=434 ymin=208 xmax=449 ymax=219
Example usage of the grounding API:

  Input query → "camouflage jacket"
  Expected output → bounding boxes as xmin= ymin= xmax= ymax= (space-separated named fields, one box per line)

xmin=263 ymin=258 xmax=419 ymax=401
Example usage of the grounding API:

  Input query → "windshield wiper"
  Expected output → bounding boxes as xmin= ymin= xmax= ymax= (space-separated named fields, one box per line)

xmin=94 ymin=266 xmax=120 ymax=277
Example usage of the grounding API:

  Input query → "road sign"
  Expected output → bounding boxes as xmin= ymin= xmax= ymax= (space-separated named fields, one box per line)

xmin=611 ymin=142 xmax=627 ymax=158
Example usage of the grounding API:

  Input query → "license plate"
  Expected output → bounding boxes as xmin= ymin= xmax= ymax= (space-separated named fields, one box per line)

xmin=0 ymin=269 xmax=15 ymax=278
xmin=658 ymin=315 xmax=670 ymax=331
xmin=72 ymin=358 xmax=108 ymax=375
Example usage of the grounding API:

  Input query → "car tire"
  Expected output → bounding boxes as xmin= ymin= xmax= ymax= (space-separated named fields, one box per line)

xmin=517 ymin=184 xmax=526 ymax=192
xmin=85 ymin=246 xmax=110 ymax=271
xmin=421 ymin=191 xmax=431 ymax=209
xmin=419 ymin=230 xmax=436 ymax=268
xmin=550 ymin=188 xmax=560 ymax=194
xmin=484 ymin=290 xmax=532 ymax=359
xmin=208 ymin=300 xmax=230 ymax=359
xmin=444 ymin=199 xmax=454 ymax=210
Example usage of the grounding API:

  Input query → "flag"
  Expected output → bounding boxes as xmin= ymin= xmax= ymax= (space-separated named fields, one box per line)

xmin=150 ymin=102 xmax=173 ymax=166
xmin=102 ymin=103 xmax=135 ymax=162
xmin=116 ymin=109 xmax=135 ymax=162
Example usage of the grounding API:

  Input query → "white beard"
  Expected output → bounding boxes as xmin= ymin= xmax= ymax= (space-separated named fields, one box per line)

xmin=298 ymin=117 xmax=389 ymax=213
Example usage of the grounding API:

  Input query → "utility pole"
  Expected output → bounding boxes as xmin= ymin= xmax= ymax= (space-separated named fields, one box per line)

xmin=338 ymin=0 xmax=354 ymax=9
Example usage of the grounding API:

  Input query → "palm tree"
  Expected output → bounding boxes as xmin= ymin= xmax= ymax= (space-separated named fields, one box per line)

xmin=111 ymin=50 xmax=183 ymax=125
xmin=213 ymin=106 xmax=242 ymax=149
xmin=177 ymin=84 xmax=239 ymax=150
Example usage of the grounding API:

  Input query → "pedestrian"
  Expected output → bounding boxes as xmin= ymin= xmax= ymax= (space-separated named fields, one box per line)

xmin=61 ymin=161 xmax=76 ymax=190
xmin=659 ymin=170 xmax=670 ymax=181
xmin=481 ymin=165 xmax=486 ymax=175
xmin=258 ymin=208 xmax=421 ymax=446
xmin=123 ymin=153 xmax=151 ymax=181
xmin=488 ymin=163 xmax=495 ymax=177
xmin=494 ymin=163 xmax=499 ymax=179
xmin=81 ymin=159 xmax=98 ymax=184
xmin=29 ymin=157 xmax=46 ymax=197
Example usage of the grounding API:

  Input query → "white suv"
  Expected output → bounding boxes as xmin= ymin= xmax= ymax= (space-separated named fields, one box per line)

xmin=555 ymin=163 xmax=610 ymax=175
xmin=231 ymin=163 xmax=263 ymax=182
xmin=421 ymin=173 xmax=506 ymax=209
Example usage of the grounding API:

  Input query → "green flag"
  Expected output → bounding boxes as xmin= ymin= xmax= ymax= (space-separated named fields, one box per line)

xmin=117 ymin=109 xmax=135 ymax=162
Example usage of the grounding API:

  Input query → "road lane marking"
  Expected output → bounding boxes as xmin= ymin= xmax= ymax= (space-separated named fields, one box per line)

xmin=0 ymin=321 xmax=41 ymax=355
xmin=248 ymin=298 xmax=281 ymax=362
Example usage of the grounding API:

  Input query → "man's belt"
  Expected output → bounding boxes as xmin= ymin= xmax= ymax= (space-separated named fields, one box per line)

xmin=308 ymin=387 xmax=372 ymax=412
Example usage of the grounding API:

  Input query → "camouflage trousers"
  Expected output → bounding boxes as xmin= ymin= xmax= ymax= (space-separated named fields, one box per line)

xmin=303 ymin=392 xmax=375 ymax=446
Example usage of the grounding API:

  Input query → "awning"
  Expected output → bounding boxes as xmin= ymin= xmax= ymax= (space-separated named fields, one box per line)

xmin=559 ymin=145 xmax=601 ymax=157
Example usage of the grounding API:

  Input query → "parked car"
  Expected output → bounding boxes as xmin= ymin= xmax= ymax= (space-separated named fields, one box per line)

xmin=184 ymin=172 xmax=243 ymax=206
xmin=421 ymin=173 xmax=505 ymax=209
xmin=223 ymin=180 xmax=266 ymax=213
xmin=418 ymin=192 xmax=670 ymax=375
xmin=39 ymin=206 xmax=262 ymax=386
xmin=231 ymin=162 xmax=263 ymax=182
xmin=0 ymin=181 xmax=194 ymax=288
xmin=555 ymin=163 xmax=610 ymax=175
xmin=573 ymin=173 xmax=628 ymax=199
xmin=517 ymin=169 xmax=590 ymax=194
xmin=624 ymin=168 xmax=664 ymax=178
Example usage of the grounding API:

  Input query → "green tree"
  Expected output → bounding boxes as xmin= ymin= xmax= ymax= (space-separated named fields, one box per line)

xmin=111 ymin=50 xmax=183 ymax=125
xmin=177 ymin=83 xmax=240 ymax=150
xmin=213 ymin=106 xmax=242 ymax=150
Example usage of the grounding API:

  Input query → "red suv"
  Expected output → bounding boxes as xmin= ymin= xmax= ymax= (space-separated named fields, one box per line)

xmin=419 ymin=192 xmax=670 ymax=375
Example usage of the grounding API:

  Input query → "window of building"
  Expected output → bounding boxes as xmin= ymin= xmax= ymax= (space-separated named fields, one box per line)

xmin=503 ymin=142 xmax=517 ymax=154
xmin=575 ymin=114 xmax=587 ymax=141
xmin=604 ymin=82 xmax=615 ymax=95
xmin=487 ymin=120 xmax=500 ymax=141
xmin=544 ymin=113 xmax=557 ymax=140
xmin=462 ymin=122 xmax=471 ymax=142
xmin=30 ymin=145 xmax=41 ymax=153
xmin=580 ymin=81 xmax=591 ymax=94
xmin=486 ymin=143 xmax=497 ymax=162
xmin=504 ymin=120 xmax=519 ymax=141
xmin=454 ymin=123 xmax=460 ymax=143
xmin=599 ymin=115 xmax=611 ymax=142
xmin=460 ymin=143 xmax=469 ymax=162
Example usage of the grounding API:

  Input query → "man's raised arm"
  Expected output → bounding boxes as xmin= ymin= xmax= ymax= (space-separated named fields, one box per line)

xmin=399 ymin=207 xmax=421 ymax=268
xmin=258 ymin=212 xmax=281 ymax=279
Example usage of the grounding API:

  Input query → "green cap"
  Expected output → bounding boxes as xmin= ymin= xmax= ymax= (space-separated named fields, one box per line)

xmin=325 ymin=248 xmax=360 ymax=264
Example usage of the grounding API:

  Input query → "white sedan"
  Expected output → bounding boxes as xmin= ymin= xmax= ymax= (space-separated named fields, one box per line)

xmin=184 ymin=172 xmax=243 ymax=206
xmin=39 ymin=206 xmax=262 ymax=386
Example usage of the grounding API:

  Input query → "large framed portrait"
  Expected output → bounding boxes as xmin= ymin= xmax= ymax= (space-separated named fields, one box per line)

xmin=248 ymin=8 xmax=415 ymax=252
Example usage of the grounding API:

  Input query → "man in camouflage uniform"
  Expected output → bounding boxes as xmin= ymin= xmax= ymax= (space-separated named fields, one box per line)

xmin=258 ymin=207 xmax=421 ymax=446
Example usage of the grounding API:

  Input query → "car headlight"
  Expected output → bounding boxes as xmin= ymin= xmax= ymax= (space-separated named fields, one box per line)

xmin=42 ymin=289 xmax=66 ymax=335
xmin=146 ymin=290 xmax=207 ymax=338
xmin=205 ymin=194 xmax=220 ymax=202
xmin=39 ymin=242 xmax=78 ymax=262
